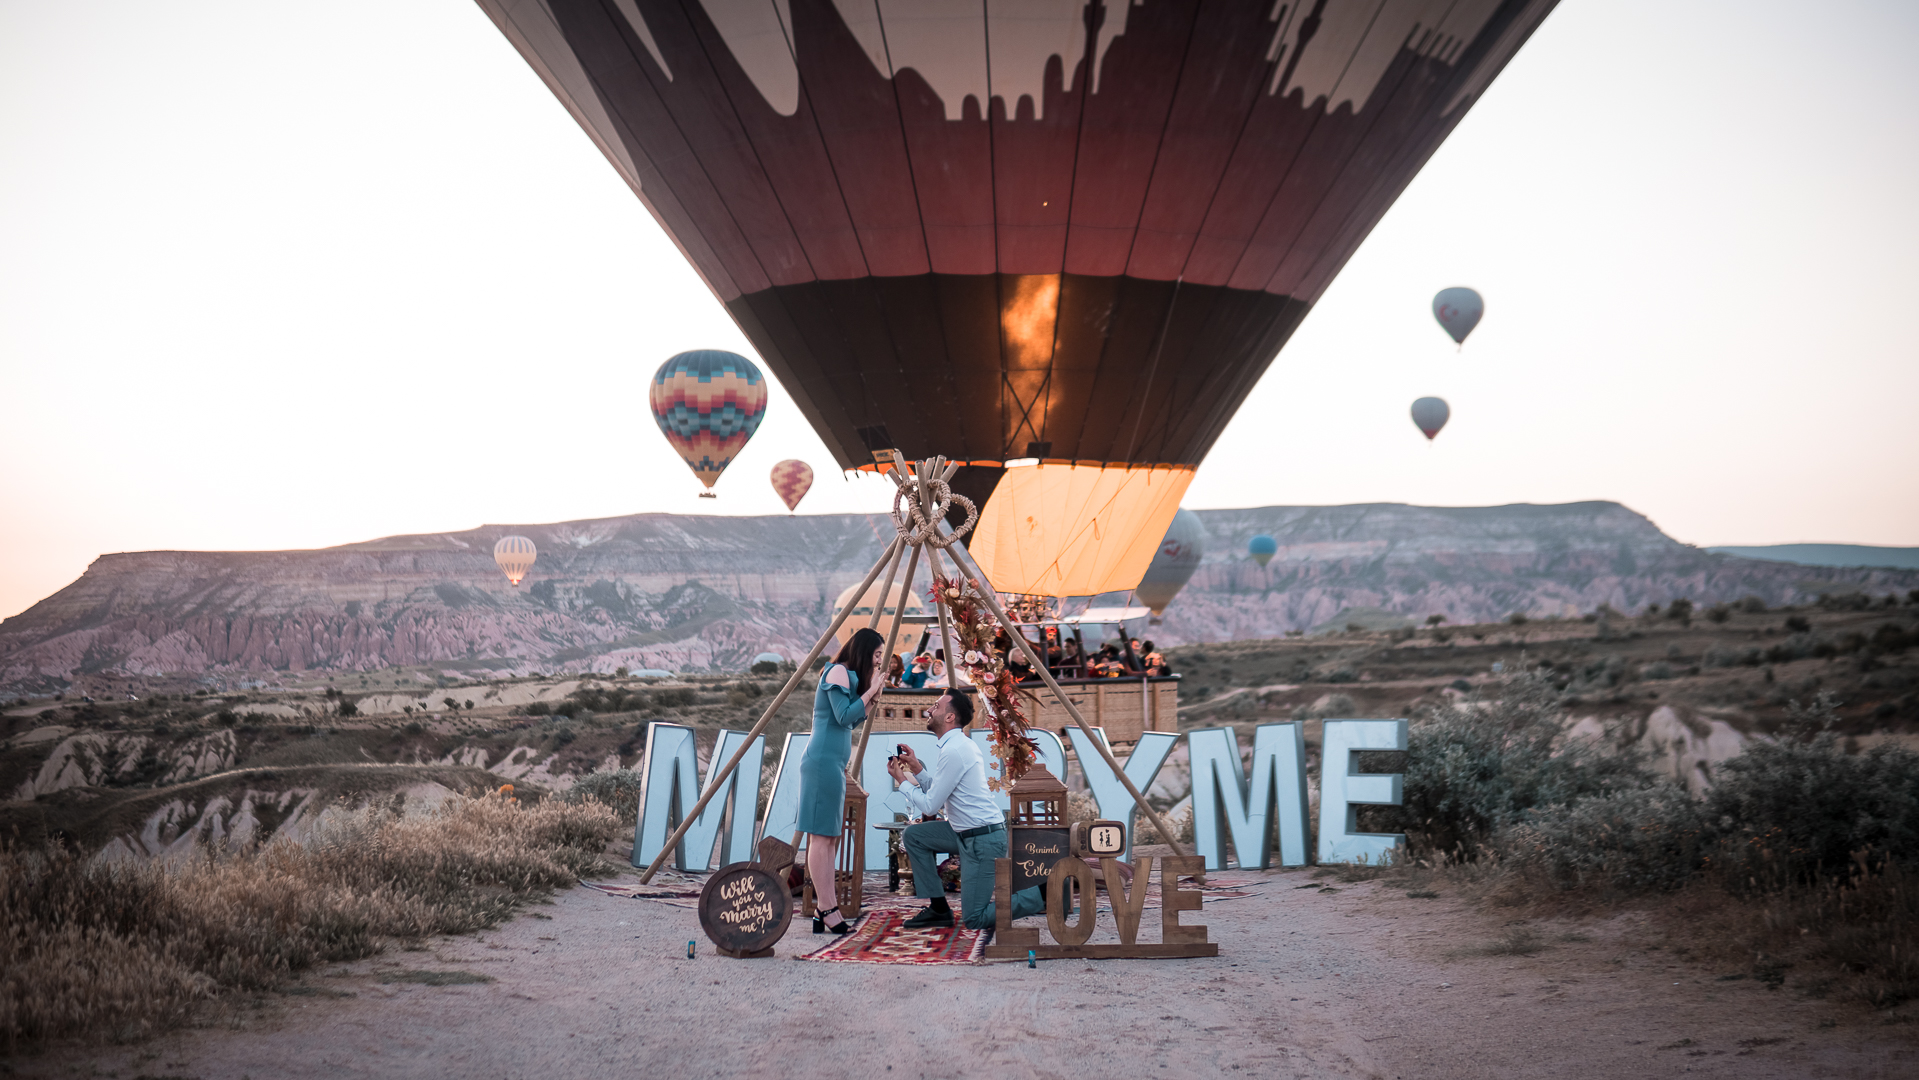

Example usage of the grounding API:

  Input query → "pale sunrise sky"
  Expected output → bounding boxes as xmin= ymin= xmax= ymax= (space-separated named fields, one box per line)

xmin=2 ymin=0 xmax=1916 ymax=619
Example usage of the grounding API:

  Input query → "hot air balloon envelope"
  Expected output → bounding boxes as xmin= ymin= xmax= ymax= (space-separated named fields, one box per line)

xmin=1136 ymin=508 xmax=1207 ymax=616
xmin=649 ymin=349 xmax=767 ymax=491
xmin=494 ymin=535 xmax=537 ymax=586
xmin=1248 ymin=534 xmax=1278 ymax=568
xmin=477 ymin=0 xmax=1552 ymax=511
xmin=770 ymin=459 xmax=814 ymax=511
xmin=1433 ymin=287 xmax=1484 ymax=345
xmin=968 ymin=464 xmax=1192 ymax=598
xmin=1411 ymin=397 xmax=1451 ymax=440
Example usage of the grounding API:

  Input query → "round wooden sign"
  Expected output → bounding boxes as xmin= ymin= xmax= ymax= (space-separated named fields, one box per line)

xmin=697 ymin=862 xmax=793 ymax=956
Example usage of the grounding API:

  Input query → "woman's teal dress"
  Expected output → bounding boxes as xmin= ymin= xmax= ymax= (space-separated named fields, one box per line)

xmin=797 ymin=663 xmax=868 ymax=836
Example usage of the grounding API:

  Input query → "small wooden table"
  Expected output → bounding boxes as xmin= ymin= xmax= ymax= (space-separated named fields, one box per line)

xmin=874 ymin=821 xmax=913 ymax=894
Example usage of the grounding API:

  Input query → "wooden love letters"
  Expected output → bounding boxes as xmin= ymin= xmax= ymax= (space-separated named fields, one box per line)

xmin=982 ymin=854 xmax=1218 ymax=960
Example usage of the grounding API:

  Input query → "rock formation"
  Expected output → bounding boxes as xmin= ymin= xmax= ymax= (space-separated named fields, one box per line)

xmin=3 ymin=503 xmax=1913 ymax=691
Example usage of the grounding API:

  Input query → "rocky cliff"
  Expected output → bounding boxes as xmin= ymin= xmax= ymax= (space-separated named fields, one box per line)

xmin=3 ymin=503 xmax=1913 ymax=690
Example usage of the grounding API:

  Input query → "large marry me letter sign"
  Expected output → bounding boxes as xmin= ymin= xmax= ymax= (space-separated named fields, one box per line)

xmin=632 ymin=720 xmax=1408 ymax=871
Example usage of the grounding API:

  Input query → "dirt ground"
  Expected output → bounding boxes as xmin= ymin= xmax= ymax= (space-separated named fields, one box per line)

xmin=10 ymin=857 xmax=1915 ymax=1080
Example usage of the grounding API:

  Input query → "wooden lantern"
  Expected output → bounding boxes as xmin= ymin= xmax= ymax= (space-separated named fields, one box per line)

xmin=803 ymin=782 xmax=867 ymax=919
xmin=1009 ymin=763 xmax=1067 ymax=826
xmin=1007 ymin=765 xmax=1070 ymax=893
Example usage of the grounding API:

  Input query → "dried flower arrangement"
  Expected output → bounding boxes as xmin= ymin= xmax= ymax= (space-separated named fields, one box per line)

xmin=928 ymin=572 xmax=1039 ymax=789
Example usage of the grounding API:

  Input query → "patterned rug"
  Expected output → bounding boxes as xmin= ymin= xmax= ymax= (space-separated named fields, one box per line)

xmin=797 ymin=906 xmax=988 ymax=965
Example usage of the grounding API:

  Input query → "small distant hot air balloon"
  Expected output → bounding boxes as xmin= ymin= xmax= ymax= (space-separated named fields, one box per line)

xmin=770 ymin=459 xmax=813 ymax=512
xmin=1136 ymin=508 xmax=1207 ymax=618
xmin=1248 ymin=534 xmax=1277 ymax=568
xmin=494 ymin=535 xmax=536 ymax=587
xmin=1432 ymin=288 xmax=1484 ymax=346
xmin=1411 ymin=397 xmax=1451 ymax=441
xmin=649 ymin=349 xmax=768 ymax=497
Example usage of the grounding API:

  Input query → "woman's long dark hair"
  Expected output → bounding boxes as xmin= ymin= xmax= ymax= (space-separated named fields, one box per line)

xmin=833 ymin=627 xmax=885 ymax=697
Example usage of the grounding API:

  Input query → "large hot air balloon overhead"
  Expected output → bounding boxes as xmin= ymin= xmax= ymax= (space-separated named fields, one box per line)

xmin=770 ymin=458 xmax=814 ymax=511
xmin=1136 ymin=508 xmax=1207 ymax=617
xmin=1433 ymin=287 xmax=1484 ymax=345
xmin=479 ymin=0 xmax=1553 ymax=588
xmin=1411 ymin=396 xmax=1451 ymax=441
xmin=493 ymin=535 xmax=537 ymax=586
xmin=649 ymin=349 xmax=767 ymax=494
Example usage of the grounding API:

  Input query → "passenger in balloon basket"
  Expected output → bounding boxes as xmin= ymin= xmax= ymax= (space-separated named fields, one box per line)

xmin=797 ymin=628 xmax=885 ymax=934
xmin=885 ymin=654 xmax=907 ymax=689
xmin=901 ymin=654 xmax=931 ymax=689
xmin=887 ymin=691 xmax=1045 ymax=930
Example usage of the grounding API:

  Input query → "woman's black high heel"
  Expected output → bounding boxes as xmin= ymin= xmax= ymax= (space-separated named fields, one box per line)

xmin=813 ymin=907 xmax=852 ymax=935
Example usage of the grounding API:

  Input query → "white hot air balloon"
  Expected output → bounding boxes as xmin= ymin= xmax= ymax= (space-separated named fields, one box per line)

xmin=1411 ymin=397 xmax=1451 ymax=441
xmin=1136 ymin=508 xmax=1206 ymax=618
xmin=494 ymin=535 xmax=537 ymax=587
xmin=1432 ymin=287 xmax=1484 ymax=346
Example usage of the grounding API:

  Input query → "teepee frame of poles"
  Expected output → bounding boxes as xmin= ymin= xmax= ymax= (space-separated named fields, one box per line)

xmin=637 ymin=454 xmax=1188 ymax=885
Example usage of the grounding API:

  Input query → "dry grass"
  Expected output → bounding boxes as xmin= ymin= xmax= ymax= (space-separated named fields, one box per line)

xmin=1 ymin=791 xmax=619 ymax=1049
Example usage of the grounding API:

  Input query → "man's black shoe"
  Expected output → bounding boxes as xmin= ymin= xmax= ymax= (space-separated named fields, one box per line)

xmin=902 ymin=906 xmax=955 ymax=929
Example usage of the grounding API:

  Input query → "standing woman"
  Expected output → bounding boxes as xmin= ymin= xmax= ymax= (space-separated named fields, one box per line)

xmin=800 ymin=626 xmax=885 ymax=933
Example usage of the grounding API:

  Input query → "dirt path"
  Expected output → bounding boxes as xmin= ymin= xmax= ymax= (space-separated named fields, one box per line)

xmin=13 ymin=868 xmax=1914 ymax=1079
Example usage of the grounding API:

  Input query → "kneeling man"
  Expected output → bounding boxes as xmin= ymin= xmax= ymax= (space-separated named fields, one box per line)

xmin=888 ymin=690 xmax=1045 ymax=929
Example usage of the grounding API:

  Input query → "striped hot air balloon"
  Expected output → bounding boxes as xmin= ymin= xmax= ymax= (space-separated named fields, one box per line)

xmin=649 ymin=349 xmax=768 ymax=495
xmin=770 ymin=459 xmax=813 ymax=512
xmin=494 ymin=535 xmax=537 ymax=587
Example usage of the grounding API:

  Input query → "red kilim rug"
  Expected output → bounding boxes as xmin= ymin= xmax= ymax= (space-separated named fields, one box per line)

xmin=797 ymin=906 xmax=988 ymax=965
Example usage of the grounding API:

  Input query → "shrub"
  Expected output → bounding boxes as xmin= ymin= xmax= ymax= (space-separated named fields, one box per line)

xmin=523 ymin=701 xmax=550 ymax=717
xmin=1705 ymin=701 xmax=1919 ymax=887
xmin=615 ymin=666 xmax=630 ymax=678
xmin=1666 ymin=598 xmax=1694 ymax=624
xmin=1507 ymin=612 xmax=1528 ymax=626
xmin=1785 ymin=615 xmax=1812 ymax=633
xmin=1426 ymin=614 xmax=1447 ymax=626
xmin=750 ymin=660 xmax=780 ymax=676
xmin=1641 ymin=662 xmax=1675 ymax=680
xmin=1502 ymin=786 xmax=1709 ymax=893
xmin=565 ymin=768 xmax=643 ymax=822
xmin=1397 ymin=678 xmax=1653 ymax=855
xmin=1705 ymin=603 xmax=1732 ymax=624
xmin=0 ymin=793 xmax=618 ymax=1048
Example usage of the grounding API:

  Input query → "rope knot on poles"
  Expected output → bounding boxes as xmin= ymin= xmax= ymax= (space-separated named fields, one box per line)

xmin=891 ymin=474 xmax=975 ymax=548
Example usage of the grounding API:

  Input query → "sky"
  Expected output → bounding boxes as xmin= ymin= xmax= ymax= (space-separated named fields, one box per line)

xmin=2 ymin=0 xmax=1916 ymax=620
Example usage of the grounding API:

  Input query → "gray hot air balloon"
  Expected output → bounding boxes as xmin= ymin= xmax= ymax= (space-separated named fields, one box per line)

xmin=1135 ymin=508 xmax=1207 ymax=617
xmin=1432 ymin=287 xmax=1484 ymax=346
xmin=1411 ymin=397 xmax=1451 ymax=441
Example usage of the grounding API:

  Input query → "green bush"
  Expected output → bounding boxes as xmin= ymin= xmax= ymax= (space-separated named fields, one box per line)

xmin=1398 ymin=678 xmax=1652 ymax=855
xmin=1503 ymin=786 xmax=1709 ymax=893
xmin=565 ymin=768 xmax=644 ymax=821
xmin=1705 ymin=700 xmax=1919 ymax=887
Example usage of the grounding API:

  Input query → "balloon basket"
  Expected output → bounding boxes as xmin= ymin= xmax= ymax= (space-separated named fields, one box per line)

xmin=698 ymin=492 xmax=717 ymax=499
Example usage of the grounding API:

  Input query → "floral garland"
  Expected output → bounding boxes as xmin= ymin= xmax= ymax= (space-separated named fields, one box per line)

xmin=929 ymin=573 xmax=1039 ymax=789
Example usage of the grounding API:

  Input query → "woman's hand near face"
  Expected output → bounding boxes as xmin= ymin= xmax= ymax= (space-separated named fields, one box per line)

xmin=863 ymin=651 xmax=886 ymax=702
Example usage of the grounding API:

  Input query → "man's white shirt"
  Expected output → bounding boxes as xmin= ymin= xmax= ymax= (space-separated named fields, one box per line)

xmin=896 ymin=727 xmax=1003 ymax=831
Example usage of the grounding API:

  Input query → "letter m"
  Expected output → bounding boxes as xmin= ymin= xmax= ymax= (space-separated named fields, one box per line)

xmin=1188 ymin=722 xmax=1309 ymax=871
xmin=632 ymin=724 xmax=764 ymax=871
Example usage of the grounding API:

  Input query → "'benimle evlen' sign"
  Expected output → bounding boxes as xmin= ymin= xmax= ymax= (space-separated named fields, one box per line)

xmin=637 ymin=720 xmax=1409 ymax=873
xmin=1008 ymin=827 xmax=1069 ymax=892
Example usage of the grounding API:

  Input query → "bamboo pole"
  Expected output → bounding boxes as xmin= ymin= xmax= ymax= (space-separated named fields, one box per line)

xmin=935 ymin=520 xmax=1191 ymax=859
xmin=849 ymin=540 xmax=919 ymax=778
xmin=637 ymin=533 xmax=904 ymax=883
xmin=864 ymin=536 xmax=905 ymax=633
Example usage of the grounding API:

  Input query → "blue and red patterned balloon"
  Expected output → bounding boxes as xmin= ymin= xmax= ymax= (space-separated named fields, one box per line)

xmin=649 ymin=350 xmax=768 ymax=494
